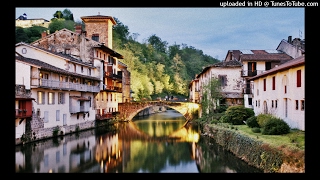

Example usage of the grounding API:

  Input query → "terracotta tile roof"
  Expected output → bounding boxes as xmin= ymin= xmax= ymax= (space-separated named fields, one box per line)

xmin=241 ymin=50 xmax=292 ymax=61
xmin=15 ymin=55 xmax=100 ymax=81
xmin=229 ymin=49 xmax=293 ymax=62
xmin=196 ymin=59 xmax=241 ymax=78
xmin=16 ymin=42 xmax=94 ymax=67
xmin=213 ymin=59 xmax=242 ymax=67
xmin=248 ymin=55 xmax=305 ymax=81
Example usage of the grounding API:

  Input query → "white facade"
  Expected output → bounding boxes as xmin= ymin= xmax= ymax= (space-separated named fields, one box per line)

xmin=193 ymin=60 xmax=243 ymax=110
xmin=250 ymin=56 xmax=305 ymax=130
xmin=15 ymin=61 xmax=31 ymax=139
xmin=16 ymin=42 xmax=100 ymax=137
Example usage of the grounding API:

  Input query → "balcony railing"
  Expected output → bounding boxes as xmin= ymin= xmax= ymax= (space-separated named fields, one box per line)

xmin=31 ymin=78 xmax=100 ymax=92
xmin=105 ymin=72 xmax=122 ymax=80
xmin=104 ymin=85 xmax=122 ymax=92
xmin=241 ymin=70 xmax=265 ymax=77
xmin=15 ymin=109 xmax=32 ymax=118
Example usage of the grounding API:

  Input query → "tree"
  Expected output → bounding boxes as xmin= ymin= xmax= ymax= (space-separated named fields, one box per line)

xmin=201 ymin=77 xmax=223 ymax=117
xmin=147 ymin=34 xmax=168 ymax=53
xmin=53 ymin=11 xmax=63 ymax=19
xmin=49 ymin=19 xmax=76 ymax=32
xmin=62 ymin=9 xmax=74 ymax=21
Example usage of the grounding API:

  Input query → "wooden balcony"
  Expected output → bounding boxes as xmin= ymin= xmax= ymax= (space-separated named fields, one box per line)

xmin=241 ymin=70 xmax=265 ymax=77
xmin=105 ymin=72 xmax=122 ymax=81
xmin=31 ymin=78 xmax=100 ymax=92
xmin=103 ymin=85 xmax=122 ymax=92
xmin=15 ymin=109 xmax=32 ymax=118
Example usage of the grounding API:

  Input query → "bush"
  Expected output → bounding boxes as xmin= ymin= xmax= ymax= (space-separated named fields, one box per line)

xmin=256 ymin=114 xmax=274 ymax=128
xmin=261 ymin=117 xmax=290 ymax=135
xmin=220 ymin=105 xmax=255 ymax=125
xmin=251 ymin=127 xmax=261 ymax=133
xmin=246 ymin=116 xmax=260 ymax=128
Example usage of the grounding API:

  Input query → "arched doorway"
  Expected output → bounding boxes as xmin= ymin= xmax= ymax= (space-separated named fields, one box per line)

xmin=263 ymin=101 xmax=268 ymax=114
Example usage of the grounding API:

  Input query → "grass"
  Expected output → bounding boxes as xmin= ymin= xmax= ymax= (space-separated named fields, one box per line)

xmin=229 ymin=124 xmax=305 ymax=150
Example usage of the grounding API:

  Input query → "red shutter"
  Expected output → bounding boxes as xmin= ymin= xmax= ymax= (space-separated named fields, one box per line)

xmin=297 ymin=70 xmax=301 ymax=87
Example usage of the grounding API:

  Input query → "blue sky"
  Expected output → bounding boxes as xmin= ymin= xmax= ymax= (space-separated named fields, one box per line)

xmin=15 ymin=7 xmax=304 ymax=60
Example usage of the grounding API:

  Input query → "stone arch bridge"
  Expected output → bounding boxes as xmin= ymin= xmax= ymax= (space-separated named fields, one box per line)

xmin=118 ymin=101 xmax=200 ymax=122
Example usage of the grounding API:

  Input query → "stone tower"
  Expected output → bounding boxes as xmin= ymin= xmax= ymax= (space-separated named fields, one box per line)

xmin=81 ymin=14 xmax=116 ymax=49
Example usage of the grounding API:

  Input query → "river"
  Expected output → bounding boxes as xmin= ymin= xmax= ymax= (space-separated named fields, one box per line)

xmin=15 ymin=109 xmax=263 ymax=173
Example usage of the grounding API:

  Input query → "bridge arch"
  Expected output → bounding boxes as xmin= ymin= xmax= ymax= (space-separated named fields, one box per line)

xmin=118 ymin=101 xmax=200 ymax=122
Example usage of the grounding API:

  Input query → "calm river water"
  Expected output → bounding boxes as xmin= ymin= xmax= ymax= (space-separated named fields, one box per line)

xmin=15 ymin=109 xmax=263 ymax=173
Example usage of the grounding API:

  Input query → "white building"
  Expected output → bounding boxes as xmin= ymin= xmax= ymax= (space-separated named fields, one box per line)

xmin=16 ymin=42 xmax=100 ymax=142
xmin=248 ymin=55 xmax=305 ymax=131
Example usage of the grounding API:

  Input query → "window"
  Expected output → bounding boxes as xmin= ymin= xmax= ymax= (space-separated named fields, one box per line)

xmin=272 ymin=76 xmax=275 ymax=90
xmin=92 ymin=34 xmax=99 ymax=42
xmin=295 ymin=100 xmax=299 ymax=110
xmin=272 ymin=100 xmax=274 ymax=108
xmin=88 ymin=68 xmax=91 ymax=75
xmin=58 ymin=92 xmax=65 ymax=104
xmin=56 ymin=110 xmax=60 ymax=121
xmin=65 ymin=48 xmax=70 ymax=55
xmin=37 ymin=91 xmax=45 ymax=104
xmin=218 ymin=75 xmax=227 ymax=87
xmin=263 ymin=79 xmax=266 ymax=91
xmin=284 ymin=85 xmax=287 ymax=94
xmin=248 ymin=98 xmax=252 ymax=105
xmin=81 ymin=66 xmax=84 ymax=73
xmin=48 ymin=92 xmax=55 ymax=105
xmin=301 ymin=100 xmax=304 ymax=111
xmin=275 ymin=100 xmax=278 ymax=108
xmin=297 ymin=70 xmax=301 ymax=87
xmin=256 ymin=100 xmax=257 ymax=107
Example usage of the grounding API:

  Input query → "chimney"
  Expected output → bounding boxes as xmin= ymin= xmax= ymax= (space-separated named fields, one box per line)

xmin=288 ymin=36 xmax=292 ymax=44
xmin=41 ymin=31 xmax=47 ymax=38
xmin=75 ymin=25 xmax=82 ymax=34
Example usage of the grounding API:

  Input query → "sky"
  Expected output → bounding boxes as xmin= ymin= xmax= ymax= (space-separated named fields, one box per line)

xmin=15 ymin=7 xmax=305 ymax=60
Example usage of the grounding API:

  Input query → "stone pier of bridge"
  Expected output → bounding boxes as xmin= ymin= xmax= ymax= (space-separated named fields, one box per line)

xmin=118 ymin=101 xmax=200 ymax=122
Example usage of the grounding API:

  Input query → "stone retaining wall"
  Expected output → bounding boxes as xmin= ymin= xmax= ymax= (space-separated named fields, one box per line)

xmin=201 ymin=124 xmax=305 ymax=173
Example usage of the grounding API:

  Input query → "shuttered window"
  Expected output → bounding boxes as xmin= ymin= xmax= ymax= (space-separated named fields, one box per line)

xmin=297 ymin=70 xmax=301 ymax=87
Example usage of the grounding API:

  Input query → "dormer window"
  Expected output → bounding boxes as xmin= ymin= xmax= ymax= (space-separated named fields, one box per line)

xmin=92 ymin=34 xmax=99 ymax=42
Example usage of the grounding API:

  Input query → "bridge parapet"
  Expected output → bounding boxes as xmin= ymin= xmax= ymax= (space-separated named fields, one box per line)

xmin=118 ymin=101 xmax=200 ymax=121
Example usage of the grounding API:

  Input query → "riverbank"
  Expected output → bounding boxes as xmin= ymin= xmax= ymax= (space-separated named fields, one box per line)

xmin=201 ymin=123 xmax=305 ymax=173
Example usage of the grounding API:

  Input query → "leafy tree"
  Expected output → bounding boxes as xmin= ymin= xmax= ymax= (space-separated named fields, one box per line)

xmin=113 ymin=17 xmax=130 ymax=48
xmin=62 ymin=9 xmax=74 ymax=21
xmin=53 ymin=10 xmax=63 ymax=19
xmin=16 ymin=26 xmax=48 ymax=43
xmin=201 ymin=77 xmax=223 ymax=117
xmin=147 ymin=34 xmax=168 ymax=53
xmin=49 ymin=19 xmax=76 ymax=32
xmin=15 ymin=27 xmax=29 ymax=43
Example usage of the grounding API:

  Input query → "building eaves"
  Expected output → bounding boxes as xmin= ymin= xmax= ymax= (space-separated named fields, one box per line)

xmin=81 ymin=15 xmax=116 ymax=25
xmin=93 ymin=44 xmax=124 ymax=59
xmin=248 ymin=55 xmax=305 ymax=81
xmin=213 ymin=59 xmax=242 ymax=67
xmin=15 ymin=55 xmax=100 ymax=81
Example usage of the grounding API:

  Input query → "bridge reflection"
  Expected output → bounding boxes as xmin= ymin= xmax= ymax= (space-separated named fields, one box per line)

xmin=117 ymin=121 xmax=200 ymax=143
xmin=95 ymin=121 xmax=200 ymax=172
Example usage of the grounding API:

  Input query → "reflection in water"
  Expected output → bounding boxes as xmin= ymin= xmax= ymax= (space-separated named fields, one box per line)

xmin=15 ymin=110 xmax=262 ymax=173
